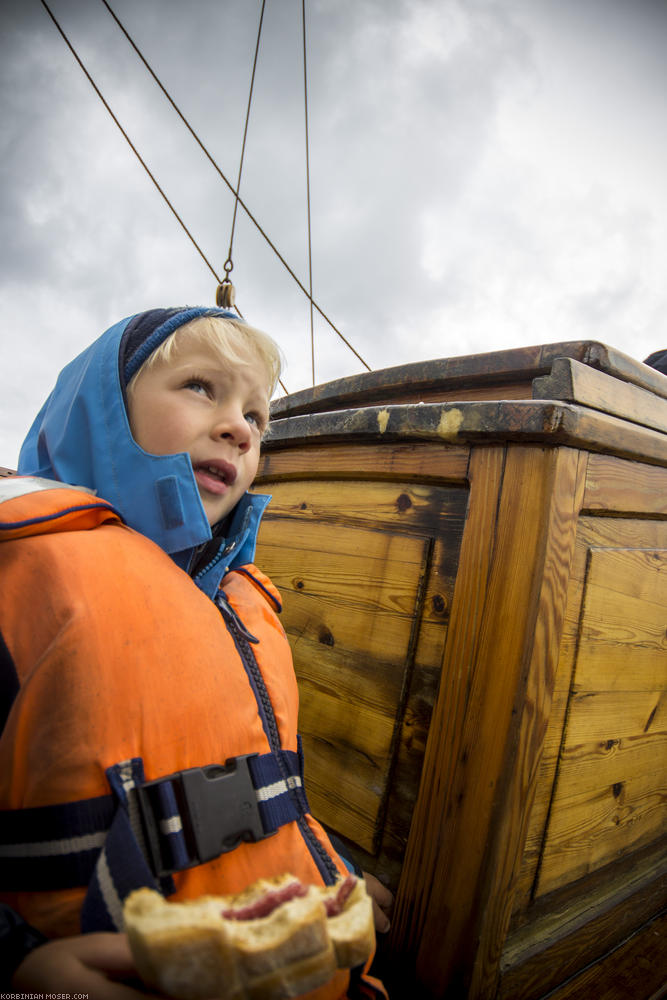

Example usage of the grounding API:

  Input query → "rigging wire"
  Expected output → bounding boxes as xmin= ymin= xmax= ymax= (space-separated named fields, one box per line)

xmin=301 ymin=0 xmax=315 ymax=385
xmin=221 ymin=0 xmax=267 ymax=309
xmin=39 ymin=0 xmax=371 ymax=377
xmin=98 ymin=0 xmax=371 ymax=373
xmin=39 ymin=0 xmax=222 ymax=286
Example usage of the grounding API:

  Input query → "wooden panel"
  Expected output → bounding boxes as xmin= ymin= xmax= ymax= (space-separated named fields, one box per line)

xmin=573 ymin=548 xmax=667 ymax=683
xmin=257 ymin=442 xmax=470 ymax=485
xmin=259 ymin=478 xmax=464 ymax=537
xmin=259 ymin=517 xmax=428 ymax=852
xmin=255 ymin=473 xmax=467 ymax=871
xmin=536 ymin=548 xmax=667 ymax=896
xmin=466 ymin=447 xmax=588 ymax=998
xmin=514 ymin=518 xmax=667 ymax=916
xmin=584 ymin=454 xmax=667 ymax=517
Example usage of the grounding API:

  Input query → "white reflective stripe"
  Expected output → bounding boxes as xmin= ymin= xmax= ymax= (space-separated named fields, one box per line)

xmin=159 ymin=815 xmax=183 ymax=836
xmin=0 ymin=476 xmax=96 ymax=502
xmin=255 ymin=775 xmax=302 ymax=803
xmin=0 ymin=831 xmax=107 ymax=857
xmin=96 ymin=848 xmax=125 ymax=931
xmin=118 ymin=760 xmax=150 ymax=861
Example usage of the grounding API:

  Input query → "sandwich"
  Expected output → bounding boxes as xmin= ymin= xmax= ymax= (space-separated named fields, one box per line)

xmin=123 ymin=872 xmax=375 ymax=1000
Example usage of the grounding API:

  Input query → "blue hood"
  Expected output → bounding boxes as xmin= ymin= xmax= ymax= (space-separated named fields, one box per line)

xmin=18 ymin=307 xmax=271 ymax=586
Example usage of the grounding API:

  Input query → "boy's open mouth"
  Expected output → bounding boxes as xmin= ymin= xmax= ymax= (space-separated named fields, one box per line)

xmin=193 ymin=461 xmax=237 ymax=493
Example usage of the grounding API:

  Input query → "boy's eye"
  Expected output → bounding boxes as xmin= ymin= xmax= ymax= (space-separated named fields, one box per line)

xmin=183 ymin=377 xmax=212 ymax=396
xmin=245 ymin=411 xmax=266 ymax=431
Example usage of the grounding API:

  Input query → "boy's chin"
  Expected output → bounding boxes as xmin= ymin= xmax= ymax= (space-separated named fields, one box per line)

xmin=201 ymin=494 xmax=236 ymax=528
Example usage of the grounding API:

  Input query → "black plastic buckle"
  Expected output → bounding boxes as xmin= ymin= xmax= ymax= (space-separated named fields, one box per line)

xmin=136 ymin=754 xmax=274 ymax=878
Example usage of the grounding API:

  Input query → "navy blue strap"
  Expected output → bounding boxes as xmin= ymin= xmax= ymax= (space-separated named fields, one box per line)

xmin=81 ymin=758 xmax=166 ymax=932
xmin=0 ymin=795 xmax=114 ymax=891
xmin=0 ymin=748 xmax=311 ymax=913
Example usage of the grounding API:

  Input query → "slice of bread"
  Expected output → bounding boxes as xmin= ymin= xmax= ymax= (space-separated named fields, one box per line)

xmin=124 ymin=873 xmax=375 ymax=1000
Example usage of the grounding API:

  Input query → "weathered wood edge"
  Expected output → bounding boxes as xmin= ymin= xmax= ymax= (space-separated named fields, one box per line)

xmin=264 ymin=401 xmax=667 ymax=467
xmin=533 ymin=357 xmax=667 ymax=434
xmin=270 ymin=341 xmax=667 ymax=418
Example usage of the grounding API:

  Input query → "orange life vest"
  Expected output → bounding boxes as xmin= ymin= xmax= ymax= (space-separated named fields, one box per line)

xmin=0 ymin=479 xmax=362 ymax=999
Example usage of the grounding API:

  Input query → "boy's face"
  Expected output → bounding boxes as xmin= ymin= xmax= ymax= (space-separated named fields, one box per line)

xmin=128 ymin=339 xmax=270 ymax=526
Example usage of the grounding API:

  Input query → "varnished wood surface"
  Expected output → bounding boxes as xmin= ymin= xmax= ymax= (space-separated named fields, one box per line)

xmin=254 ymin=458 xmax=469 ymax=889
xmin=537 ymin=908 xmax=667 ymax=1000
xmin=258 ymin=401 xmax=666 ymax=998
xmin=270 ymin=340 xmax=667 ymax=418
xmin=583 ymin=453 xmax=667 ymax=515
xmin=513 ymin=515 xmax=667 ymax=916
xmin=499 ymin=841 xmax=667 ymax=1000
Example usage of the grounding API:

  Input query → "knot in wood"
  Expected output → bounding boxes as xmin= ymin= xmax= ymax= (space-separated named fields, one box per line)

xmin=432 ymin=594 xmax=446 ymax=614
xmin=318 ymin=625 xmax=335 ymax=647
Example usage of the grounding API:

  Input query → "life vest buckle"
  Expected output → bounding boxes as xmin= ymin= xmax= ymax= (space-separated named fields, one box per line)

xmin=136 ymin=754 xmax=275 ymax=878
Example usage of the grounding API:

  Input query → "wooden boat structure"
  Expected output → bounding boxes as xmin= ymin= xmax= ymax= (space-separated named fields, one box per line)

xmin=251 ymin=340 xmax=667 ymax=999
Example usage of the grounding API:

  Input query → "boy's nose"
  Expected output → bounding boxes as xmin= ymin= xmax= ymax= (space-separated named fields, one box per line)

xmin=212 ymin=408 xmax=252 ymax=451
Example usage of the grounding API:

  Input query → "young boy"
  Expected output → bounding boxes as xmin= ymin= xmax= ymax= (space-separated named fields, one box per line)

xmin=0 ymin=307 xmax=390 ymax=996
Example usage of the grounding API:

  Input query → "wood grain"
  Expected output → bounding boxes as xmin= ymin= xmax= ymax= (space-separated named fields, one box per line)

xmin=255 ymin=472 xmax=467 ymax=873
xmin=499 ymin=842 xmax=667 ymax=1000
xmin=514 ymin=519 xmax=667 ymax=916
xmin=466 ymin=447 xmax=588 ymax=998
xmin=534 ymin=909 xmax=667 ymax=1000
xmin=390 ymin=445 xmax=577 ymax=998
xmin=583 ymin=453 xmax=667 ymax=515
xmin=257 ymin=442 xmax=470 ymax=485
xmin=389 ymin=445 xmax=507 ymax=992
xmin=536 ymin=546 xmax=667 ymax=896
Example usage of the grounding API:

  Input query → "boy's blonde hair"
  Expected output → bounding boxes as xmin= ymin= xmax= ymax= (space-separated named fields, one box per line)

xmin=127 ymin=315 xmax=283 ymax=398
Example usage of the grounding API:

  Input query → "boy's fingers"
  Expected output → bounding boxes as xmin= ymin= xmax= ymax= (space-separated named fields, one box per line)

xmin=13 ymin=933 xmax=162 ymax=998
xmin=362 ymin=871 xmax=394 ymax=933
xmin=78 ymin=931 xmax=136 ymax=975
xmin=372 ymin=899 xmax=392 ymax=934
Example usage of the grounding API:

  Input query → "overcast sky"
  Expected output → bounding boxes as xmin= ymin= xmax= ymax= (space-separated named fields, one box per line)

xmin=1 ymin=0 xmax=666 ymax=465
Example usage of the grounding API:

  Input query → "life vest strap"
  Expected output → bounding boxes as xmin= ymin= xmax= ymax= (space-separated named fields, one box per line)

xmin=0 ymin=794 xmax=115 ymax=891
xmin=0 ymin=746 xmax=311 ymax=894
xmin=137 ymin=750 xmax=310 ymax=878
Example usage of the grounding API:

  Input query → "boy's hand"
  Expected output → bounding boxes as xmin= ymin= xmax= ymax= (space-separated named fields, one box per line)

xmin=363 ymin=871 xmax=394 ymax=934
xmin=12 ymin=932 xmax=161 ymax=998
